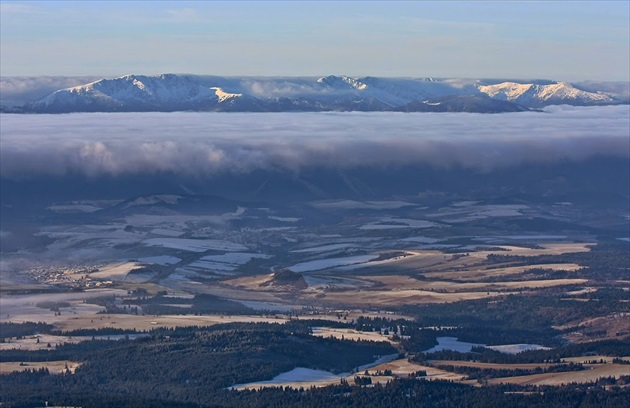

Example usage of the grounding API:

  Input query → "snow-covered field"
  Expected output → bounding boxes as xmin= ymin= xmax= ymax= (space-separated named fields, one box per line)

xmin=38 ymin=224 xmax=143 ymax=250
xmin=425 ymin=337 xmax=551 ymax=355
xmin=360 ymin=218 xmax=439 ymax=230
xmin=487 ymin=344 xmax=551 ymax=354
xmin=268 ymin=216 xmax=301 ymax=222
xmin=232 ymin=367 xmax=341 ymax=389
xmin=400 ymin=236 xmax=442 ymax=244
xmin=424 ymin=337 xmax=484 ymax=353
xmin=291 ymin=243 xmax=355 ymax=253
xmin=288 ymin=254 xmax=379 ymax=273
xmin=123 ymin=194 xmax=181 ymax=207
xmin=232 ymin=353 xmax=399 ymax=390
xmin=428 ymin=204 xmax=529 ymax=223
xmin=311 ymin=200 xmax=415 ymax=210
xmin=188 ymin=252 xmax=271 ymax=272
xmin=150 ymin=228 xmax=186 ymax=237
xmin=497 ymin=235 xmax=568 ymax=240
xmin=234 ymin=300 xmax=294 ymax=312
xmin=46 ymin=204 xmax=102 ymax=213
xmin=138 ymin=255 xmax=181 ymax=265
xmin=143 ymin=238 xmax=247 ymax=252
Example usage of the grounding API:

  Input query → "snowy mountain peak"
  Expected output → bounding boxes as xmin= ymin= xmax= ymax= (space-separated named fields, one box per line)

xmin=20 ymin=74 xmax=625 ymax=113
xmin=478 ymin=81 xmax=614 ymax=107
xmin=316 ymin=75 xmax=367 ymax=90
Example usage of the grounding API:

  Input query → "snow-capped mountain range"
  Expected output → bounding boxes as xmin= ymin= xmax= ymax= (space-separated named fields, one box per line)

xmin=6 ymin=74 xmax=625 ymax=113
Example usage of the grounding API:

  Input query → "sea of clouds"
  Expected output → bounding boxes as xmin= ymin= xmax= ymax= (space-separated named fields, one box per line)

xmin=1 ymin=106 xmax=628 ymax=180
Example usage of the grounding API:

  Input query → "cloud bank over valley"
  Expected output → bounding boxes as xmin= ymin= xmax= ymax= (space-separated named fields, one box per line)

xmin=2 ymin=107 xmax=628 ymax=180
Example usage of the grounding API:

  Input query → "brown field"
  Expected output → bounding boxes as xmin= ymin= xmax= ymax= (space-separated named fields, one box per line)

xmin=0 ymin=241 xmax=603 ymax=349
xmin=478 ymin=243 xmax=592 ymax=257
xmin=422 ymin=263 xmax=583 ymax=281
xmin=310 ymin=327 xmax=396 ymax=343
xmin=429 ymin=360 xmax=556 ymax=370
xmin=366 ymin=358 xmax=466 ymax=382
xmin=53 ymin=314 xmax=291 ymax=332
xmin=557 ymin=314 xmax=630 ymax=343
xmin=313 ymin=289 xmax=509 ymax=306
xmin=485 ymin=364 xmax=630 ymax=386
xmin=562 ymin=356 xmax=630 ymax=364
xmin=0 ymin=360 xmax=81 ymax=374
xmin=89 ymin=262 xmax=140 ymax=280
xmin=366 ymin=274 xmax=586 ymax=292
xmin=149 ymin=242 xmax=594 ymax=311
xmin=0 ymin=334 xmax=91 ymax=351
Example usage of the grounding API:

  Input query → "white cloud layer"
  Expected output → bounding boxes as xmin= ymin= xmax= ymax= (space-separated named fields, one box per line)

xmin=1 ymin=106 xmax=628 ymax=179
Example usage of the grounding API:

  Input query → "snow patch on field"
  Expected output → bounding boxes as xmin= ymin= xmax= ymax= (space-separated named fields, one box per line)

xmin=292 ymin=243 xmax=355 ymax=253
xmin=289 ymin=255 xmax=378 ymax=273
xmin=143 ymin=238 xmax=247 ymax=252
xmin=188 ymin=252 xmax=271 ymax=274
xmin=47 ymin=204 xmax=101 ymax=213
xmin=138 ymin=255 xmax=181 ymax=265
xmin=150 ymin=228 xmax=185 ymax=237
xmin=311 ymin=200 xmax=415 ymax=210
xmin=497 ymin=235 xmax=568 ymax=240
xmin=200 ymin=252 xmax=271 ymax=264
xmin=360 ymin=218 xmax=439 ymax=230
xmin=39 ymin=225 xmax=144 ymax=250
xmin=400 ymin=236 xmax=442 ymax=244
xmin=428 ymin=204 xmax=529 ymax=223
xmin=487 ymin=344 xmax=551 ymax=354
xmin=123 ymin=194 xmax=181 ymax=208
xmin=269 ymin=216 xmax=301 ymax=222
xmin=188 ymin=260 xmax=238 ymax=272
xmin=235 ymin=300 xmax=294 ymax=312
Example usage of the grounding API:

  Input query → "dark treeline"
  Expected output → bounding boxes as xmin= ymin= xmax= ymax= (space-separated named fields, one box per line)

xmin=2 ymin=376 xmax=630 ymax=408
xmin=414 ymin=339 xmax=630 ymax=364
xmin=486 ymin=241 xmax=630 ymax=281
xmin=401 ymin=288 xmax=626 ymax=344
xmin=0 ymin=322 xmax=395 ymax=407
xmin=99 ymin=292 xmax=258 ymax=315
xmin=0 ymin=322 xmax=55 ymax=340
xmin=429 ymin=362 xmax=586 ymax=380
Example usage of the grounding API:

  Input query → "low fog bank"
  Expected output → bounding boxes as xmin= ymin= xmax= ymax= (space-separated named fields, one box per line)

xmin=1 ymin=107 xmax=628 ymax=179
xmin=0 ymin=107 xmax=628 ymax=206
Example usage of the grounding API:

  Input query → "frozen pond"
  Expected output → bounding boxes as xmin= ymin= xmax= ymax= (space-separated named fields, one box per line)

xmin=424 ymin=337 xmax=551 ymax=354
xmin=424 ymin=337 xmax=484 ymax=353
xmin=232 ymin=367 xmax=340 ymax=389
xmin=231 ymin=353 xmax=398 ymax=389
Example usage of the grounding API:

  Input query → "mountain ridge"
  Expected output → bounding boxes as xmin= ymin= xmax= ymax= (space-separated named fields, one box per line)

xmin=4 ymin=74 xmax=624 ymax=114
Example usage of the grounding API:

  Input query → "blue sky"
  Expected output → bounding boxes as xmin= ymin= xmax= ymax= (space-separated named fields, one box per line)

xmin=1 ymin=1 xmax=628 ymax=80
